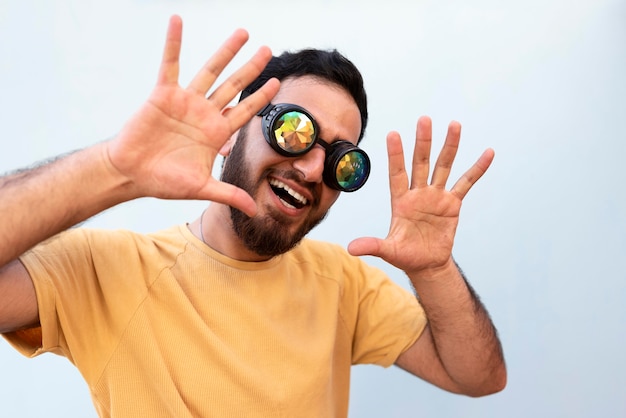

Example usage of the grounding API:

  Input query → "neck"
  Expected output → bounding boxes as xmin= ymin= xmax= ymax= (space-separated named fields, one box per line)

xmin=196 ymin=203 xmax=273 ymax=262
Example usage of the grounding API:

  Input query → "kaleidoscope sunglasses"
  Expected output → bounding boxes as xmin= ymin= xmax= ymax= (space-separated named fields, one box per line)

xmin=255 ymin=102 xmax=370 ymax=192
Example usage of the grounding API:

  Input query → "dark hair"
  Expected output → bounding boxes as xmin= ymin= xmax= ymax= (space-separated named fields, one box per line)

xmin=240 ymin=49 xmax=368 ymax=143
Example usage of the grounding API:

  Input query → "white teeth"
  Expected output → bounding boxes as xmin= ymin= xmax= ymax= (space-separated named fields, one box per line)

xmin=269 ymin=178 xmax=308 ymax=206
xmin=280 ymin=199 xmax=296 ymax=209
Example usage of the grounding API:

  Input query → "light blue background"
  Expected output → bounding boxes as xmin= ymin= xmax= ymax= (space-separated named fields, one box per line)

xmin=1 ymin=1 xmax=624 ymax=417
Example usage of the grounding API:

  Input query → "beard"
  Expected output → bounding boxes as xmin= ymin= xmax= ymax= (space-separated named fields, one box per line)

xmin=220 ymin=126 xmax=328 ymax=257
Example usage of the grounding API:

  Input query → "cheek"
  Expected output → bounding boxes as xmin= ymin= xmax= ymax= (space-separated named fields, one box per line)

xmin=240 ymin=133 xmax=284 ymax=170
xmin=318 ymin=189 xmax=341 ymax=211
xmin=238 ymin=119 xmax=278 ymax=162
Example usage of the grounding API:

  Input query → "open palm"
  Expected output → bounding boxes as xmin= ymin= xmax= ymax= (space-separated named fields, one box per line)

xmin=349 ymin=116 xmax=494 ymax=275
xmin=106 ymin=16 xmax=279 ymax=217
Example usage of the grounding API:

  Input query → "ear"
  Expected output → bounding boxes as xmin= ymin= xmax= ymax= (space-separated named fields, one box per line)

xmin=219 ymin=107 xmax=236 ymax=156
xmin=219 ymin=135 xmax=236 ymax=156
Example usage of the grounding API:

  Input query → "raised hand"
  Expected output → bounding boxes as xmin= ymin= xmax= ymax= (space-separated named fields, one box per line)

xmin=348 ymin=116 xmax=494 ymax=276
xmin=106 ymin=15 xmax=280 ymax=216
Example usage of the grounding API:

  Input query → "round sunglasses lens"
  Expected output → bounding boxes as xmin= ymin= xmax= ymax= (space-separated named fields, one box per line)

xmin=335 ymin=150 xmax=369 ymax=191
xmin=273 ymin=111 xmax=316 ymax=154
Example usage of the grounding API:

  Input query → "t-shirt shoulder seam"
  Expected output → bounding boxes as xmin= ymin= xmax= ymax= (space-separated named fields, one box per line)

xmin=90 ymin=237 xmax=192 ymax=393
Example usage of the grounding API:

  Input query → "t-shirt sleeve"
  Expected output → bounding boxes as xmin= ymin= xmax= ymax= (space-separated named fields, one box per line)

xmin=340 ymin=252 xmax=428 ymax=368
xmin=353 ymin=267 xmax=427 ymax=367
xmin=3 ymin=228 xmax=159 ymax=379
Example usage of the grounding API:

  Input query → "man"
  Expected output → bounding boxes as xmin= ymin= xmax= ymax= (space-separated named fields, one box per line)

xmin=0 ymin=15 xmax=506 ymax=417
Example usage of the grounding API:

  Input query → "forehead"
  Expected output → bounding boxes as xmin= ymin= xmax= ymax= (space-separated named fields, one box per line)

xmin=272 ymin=76 xmax=362 ymax=144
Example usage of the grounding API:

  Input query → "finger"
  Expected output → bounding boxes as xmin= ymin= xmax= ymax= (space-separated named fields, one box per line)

xmin=450 ymin=148 xmax=495 ymax=200
xmin=207 ymin=45 xmax=275 ymax=110
xmin=411 ymin=116 xmax=432 ymax=188
xmin=157 ymin=15 xmax=183 ymax=86
xmin=187 ymin=28 xmax=250 ymax=95
xmin=387 ymin=131 xmax=409 ymax=200
xmin=225 ymin=77 xmax=280 ymax=130
xmin=430 ymin=120 xmax=461 ymax=188
xmin=347 ymin=236 xmax=384 ymax=258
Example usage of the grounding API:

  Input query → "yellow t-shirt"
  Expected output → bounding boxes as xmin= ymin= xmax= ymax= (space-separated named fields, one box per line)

xmin=5 ymin=225 xmax=426 ymax=417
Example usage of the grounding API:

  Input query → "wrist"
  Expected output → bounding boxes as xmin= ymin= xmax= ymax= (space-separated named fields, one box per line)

xmin=405 ymin=257 xmax=458 ymax=285
xmin=64 ymin=142 xmax=140 ymax=219
xmin=97 ymin=141 xmax=142 ymax=201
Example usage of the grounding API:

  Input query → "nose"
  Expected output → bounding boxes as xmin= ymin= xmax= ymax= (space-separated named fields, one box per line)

xmin=292 ymin=146 xmax=325 ymax=184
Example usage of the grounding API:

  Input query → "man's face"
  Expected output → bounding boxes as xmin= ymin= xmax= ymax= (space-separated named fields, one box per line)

xmin=221 ymin=76 xmax=363 ymax=257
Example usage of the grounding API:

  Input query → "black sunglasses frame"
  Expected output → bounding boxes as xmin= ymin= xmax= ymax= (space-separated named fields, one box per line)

xmin=256 ymin=103 xmax=370 ymax=192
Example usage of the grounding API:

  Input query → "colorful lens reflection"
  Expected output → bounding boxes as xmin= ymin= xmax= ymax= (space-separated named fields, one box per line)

xmin=273 ymin=111 xmax=316 ymax=153
xmin=335 ymin=151 xmax=368 ymax=190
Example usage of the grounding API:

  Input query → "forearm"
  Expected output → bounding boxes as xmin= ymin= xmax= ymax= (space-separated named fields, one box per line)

xmin=0 ymin=142 xmax=135 ymax=266
xmin=407 ymin=258 xmax=506 ymax=395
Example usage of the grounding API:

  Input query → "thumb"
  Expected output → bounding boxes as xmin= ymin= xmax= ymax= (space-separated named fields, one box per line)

xmin=196 ymin=179 xmax=258 ymax=218
xmin=347 ymin=236 xmax=384 ymax=257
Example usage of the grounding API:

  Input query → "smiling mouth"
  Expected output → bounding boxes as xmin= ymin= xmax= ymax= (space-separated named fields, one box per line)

xmin=269 ymin=178 xmax=308 ymax=209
